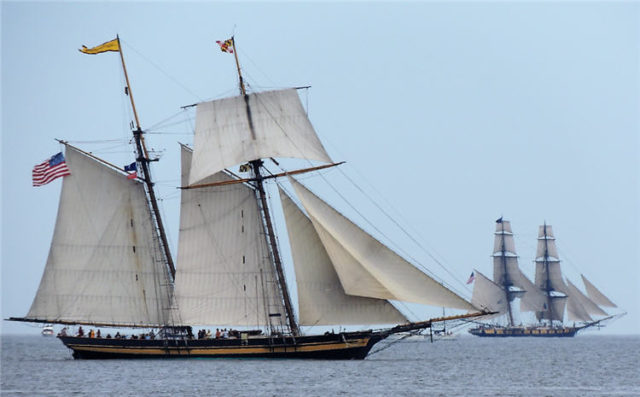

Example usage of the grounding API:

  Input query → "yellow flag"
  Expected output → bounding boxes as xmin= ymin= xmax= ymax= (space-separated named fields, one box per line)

xmin=79 ymin=38 xmax=120 ymax=54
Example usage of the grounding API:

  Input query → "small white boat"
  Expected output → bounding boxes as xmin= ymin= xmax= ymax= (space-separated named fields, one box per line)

xmin=41 ymin=325 xmax=54 ymax=336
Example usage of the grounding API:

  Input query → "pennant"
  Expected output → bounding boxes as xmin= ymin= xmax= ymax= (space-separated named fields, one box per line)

xmin=216 ymin=38 xmax=234 ymax=54
xmin=33 ymin=152 xmax=71 ymax=187
xmin=466 ymin=271 xmax=475 ymax=285
xmin=496 ymin=217 xmax=503 ymax=224
xmin=124 ymin=162 xmax=137 ymax=172
xmin=79 ymin=38 xmax=120 ymax=55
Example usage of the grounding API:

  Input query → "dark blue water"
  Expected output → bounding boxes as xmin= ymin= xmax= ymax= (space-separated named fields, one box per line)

xmin=1 ymin=334 xmax=639 ymax=396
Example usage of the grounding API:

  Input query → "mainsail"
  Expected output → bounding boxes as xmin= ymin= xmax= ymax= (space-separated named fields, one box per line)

xmin=26 ymin=146 xmax=175 ymax=327
xmin=289 ymin=178 xmax=475 ymax=311
xmin=279 ymin=188 xmax=407 ymax=325
xmin=189 ymin=89 xmax=332 ymax=185
xmin=174 ymin=145 xmax=287 ymax=327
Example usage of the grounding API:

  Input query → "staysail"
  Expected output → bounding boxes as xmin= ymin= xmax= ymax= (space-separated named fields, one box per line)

xmin=581 ymin=274 xmax=617 ymax=308
xmin=290 ymin=178 xmax=475 ymax=311
xmin=25 ymin=146 xmax=175 ymax=327
xmin=471 ymin=270 xmax=509 ymax=318
xmin=189 ymin=89 xmax=332 ymax=185
xmin=279 ymin=187 xmax=407 ymax=325
xmin=174 ymin=145 xmax=287 ymax=327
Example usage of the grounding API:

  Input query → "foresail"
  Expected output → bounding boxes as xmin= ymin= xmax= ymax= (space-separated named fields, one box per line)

xmin=566 ymin=279 xmax=608 ymax=317
xmin=26 ymin=146 xmax=174 ymax=327
xmin=189 ymin=89 xmax=332 ymax=185
xmin=581 ymin=274 xmax=617 ymax=308
xmin=289 ymin=178 xmax=475 ymax=311
xmin=279 ymin=188 xmax=407 ymax=325
xmin=565 ymin=280 xmax=596 ymax=323
xmin=471 ymin=270 xmax=509 ymax=318
xmin=174 ymin=145 xmax=287 ymax=327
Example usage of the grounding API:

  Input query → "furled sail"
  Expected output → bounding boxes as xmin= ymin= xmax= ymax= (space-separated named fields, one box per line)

xmin=26 ymin=146 xmax=174 ymax=327
xmin=279 ymin=188 xmax=407 ymax=325
xmin=174 ymin=145 xmax=287 ymax=327
xmin=471 ymin=270 xmax=509 ymax=318
xmin=534 ymin=224 xmax=567 ymax=293
xmin=581 ymin=275 xmax=617 ymax=308
xmin=189 ymin=89 xmax=332 ymax=185
xmin=492 ymin=220 xmax=546 ymax=312
xmin=290 ymin=178 xmax=476 ymax=311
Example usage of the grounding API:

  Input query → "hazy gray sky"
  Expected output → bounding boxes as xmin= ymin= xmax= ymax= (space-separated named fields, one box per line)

xmin=2 ymin=2 xmax=638 ymax=335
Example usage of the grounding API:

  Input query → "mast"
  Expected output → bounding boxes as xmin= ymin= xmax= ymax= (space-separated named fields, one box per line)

xmin=499 ymin=221 xmax=515 ymax=326
xmin=116 ymin=35 xmax=176 ymax=280
xmin=229 ymin=36 xmax=299 ymax=335
xmin=542 ymin=223 xmax=554 ymax=325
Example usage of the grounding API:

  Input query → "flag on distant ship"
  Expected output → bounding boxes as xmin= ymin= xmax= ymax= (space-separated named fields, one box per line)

xmin=33 ymin=152 xmax=71 ymax=187
xmin=496 ymin=217 xmax=503 ymax=223
xmin=79 ymin=38 xmax=120 ymax=54
xmin=466 ymin=271 xmax=476 ymax=284
xmin=216 ymin=38 xmax=234 ymax=53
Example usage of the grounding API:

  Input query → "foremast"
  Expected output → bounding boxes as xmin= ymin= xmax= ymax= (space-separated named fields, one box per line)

xmin=115 ymin=35 xmax=176 ymax=280
xmin=497 ymin=220 xmax=515 ymax=326
xmin=229 ymin=37 xmax=299 ymax=335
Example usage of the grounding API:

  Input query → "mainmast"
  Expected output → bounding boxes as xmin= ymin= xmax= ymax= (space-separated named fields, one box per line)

xmin=115 ymin=35 xmax=176 ymax=280
xmin=229 ymin=37 xmax=299 ymax=335
xmin=542 ymin=223 xmax=555 ymax=325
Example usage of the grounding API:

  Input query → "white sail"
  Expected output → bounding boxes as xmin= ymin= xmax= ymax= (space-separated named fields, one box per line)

xmin=581 ymin=274 xmax=617 ymax=308
xmin=535 ymin=224 xmax=559 ymax=260
xmin=189 ymin=89 xmax=332 ymax=185
xmin=564 ymin=279 xmax=607 ymax=322
xmin=26 ymin=146 xmax=174 ymax=327
xmin=174 ymin=145 xmax=287 ymax=327
xmin=493 ymin=220 xmax=516 ymax=255
xmin=290 ymin=178 xmax=476 ymax=311
xmin=534 ymin=260 xmax=566 ymax=292
xmin=279 ymin=188 xmax=407 ymax=325
xmin=534 ymin=224 xmax=566 ymax=292
xmin=471 ymin=270 xmax=509 ymax=318
xmin=565 ymin=279 xmax=608 ymax=317
xmin=536 ymin=297 xmax=567 ymax=322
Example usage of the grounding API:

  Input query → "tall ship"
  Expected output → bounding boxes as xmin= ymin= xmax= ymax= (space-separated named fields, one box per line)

xmin=468 ymin=218 xmax=622 ymax=337
xmin=9 ymin=36 xmax=485 ymax=359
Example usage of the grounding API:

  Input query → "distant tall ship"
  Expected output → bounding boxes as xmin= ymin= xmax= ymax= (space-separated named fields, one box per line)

xmin=468 ymin=218 xmax=622 ymax=337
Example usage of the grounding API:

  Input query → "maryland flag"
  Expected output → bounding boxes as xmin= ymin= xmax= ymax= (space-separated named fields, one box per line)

xmin=79 ymin=38 xmax=120 ymax=54
xmin=216 ymin=38 xmax=234 ymax=54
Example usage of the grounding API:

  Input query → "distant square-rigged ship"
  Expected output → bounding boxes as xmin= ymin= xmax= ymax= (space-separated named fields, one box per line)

xmin=468 ymin=219 xmax=623 ymax=337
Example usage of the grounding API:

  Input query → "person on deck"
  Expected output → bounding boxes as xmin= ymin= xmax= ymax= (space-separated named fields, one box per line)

xmin=77 ymin=326 xmax=84 ymax=337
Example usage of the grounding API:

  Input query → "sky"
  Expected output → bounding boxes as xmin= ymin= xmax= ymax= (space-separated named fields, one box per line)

xmin=1 ymin=1 xmax=638 ymax=335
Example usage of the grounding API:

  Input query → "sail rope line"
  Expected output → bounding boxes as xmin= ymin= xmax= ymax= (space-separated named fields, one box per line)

xmin=320 ymin=136 xmax=474 ymax=296
xmin=248 ymin=95 xmax=473 ymax=302
xmin=120 ymin=39 xmax=204 ymax=102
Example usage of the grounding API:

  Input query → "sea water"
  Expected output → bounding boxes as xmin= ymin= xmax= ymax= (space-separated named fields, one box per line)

xmin=1 ymin=334 xmax=639 ymax=396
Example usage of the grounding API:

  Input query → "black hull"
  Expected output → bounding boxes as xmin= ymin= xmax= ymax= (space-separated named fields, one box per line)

xmin=59 ymin=331 xmax=384 ymax=360
xmin=468 ymin=326 xmax=578 ymax=337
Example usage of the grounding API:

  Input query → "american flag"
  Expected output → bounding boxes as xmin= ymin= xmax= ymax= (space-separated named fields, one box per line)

xmin=32 ymin=152 xmax=71 ymax=187
xmin=466 ymin=271 xmax=476 ymax=284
